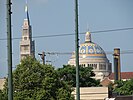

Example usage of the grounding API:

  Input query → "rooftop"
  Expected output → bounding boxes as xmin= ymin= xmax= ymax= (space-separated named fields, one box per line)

xmin=109 ymin=72 xmax=133 ymax=80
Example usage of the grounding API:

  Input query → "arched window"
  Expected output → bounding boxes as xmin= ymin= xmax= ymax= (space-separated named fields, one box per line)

xmin=94 ymin=64 xmax=97 ymax=69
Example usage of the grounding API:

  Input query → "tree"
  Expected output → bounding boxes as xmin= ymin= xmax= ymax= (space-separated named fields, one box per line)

xmin=57 ymin=65 xmax=100 ymax=87
xmin=0 ymin=90 xmax=4 ymax=100
xmin=3 ymin=57 xmax=74 ymax=100
xmin=0 ymin=89 xmax=7 ymax=100
xmin=113 ymin=79 xmax=133 ymax=95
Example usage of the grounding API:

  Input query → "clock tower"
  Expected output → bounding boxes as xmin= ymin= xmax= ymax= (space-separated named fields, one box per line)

xmin=20 ymin=3 xmax=35 ymax=61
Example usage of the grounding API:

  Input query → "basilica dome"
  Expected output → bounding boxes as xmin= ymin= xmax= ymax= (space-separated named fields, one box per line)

xmin=79 ymin=41 xmax=106 ymax=58
xmin=70 ymin=31 xmax=107 ymax=59
xmin=68 ymin=31 xmax=112 ymax=80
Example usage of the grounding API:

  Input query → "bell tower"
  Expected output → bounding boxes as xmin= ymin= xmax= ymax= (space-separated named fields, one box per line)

xmin=20 ymin=2 xmax=35 ymax=61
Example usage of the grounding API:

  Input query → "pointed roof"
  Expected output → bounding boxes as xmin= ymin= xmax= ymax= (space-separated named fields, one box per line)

xmin=24 ymin=0 xmax=30 ymax=25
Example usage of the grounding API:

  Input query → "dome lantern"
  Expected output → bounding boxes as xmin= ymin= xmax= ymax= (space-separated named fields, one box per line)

xmin=85 ymin=31 xmax=91 ymax=42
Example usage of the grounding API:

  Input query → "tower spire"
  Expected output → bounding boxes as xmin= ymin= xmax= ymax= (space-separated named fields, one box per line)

xmin=25 ymin=0 xmax=27 ymax=11
xmin=25 ymin=0 xmax=30 ymax=24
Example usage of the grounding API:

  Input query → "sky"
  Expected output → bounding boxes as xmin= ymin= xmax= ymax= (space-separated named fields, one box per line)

xmin=0 ymin=0 xmax=133 ymax=78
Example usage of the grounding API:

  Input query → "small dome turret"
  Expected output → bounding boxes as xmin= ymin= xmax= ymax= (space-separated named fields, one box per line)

xmin=85 ymin=31 xmax=91 ymax=42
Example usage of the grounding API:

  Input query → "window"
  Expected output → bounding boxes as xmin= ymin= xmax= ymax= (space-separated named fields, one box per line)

xmin=23 ymin=29 xmax=28 ymax=35
xmin=87 ymin=64 xmax=97 ymax=69
xmin=108 ymin=63 xmax=112 ymax=70
xmin=88 ymin=64 xmax=92 ymax=67
xmin=81 ymin=64 xmax=85 ymax=67
xmin=24 ymin=46 xmax=28 ymax=51
xmin=24 ymin=37 xmax=27 ymax=40
xmin=99 ymin=64 xmax=106 ymax=70
xmin=94 ymin=64 xmax=97 ymax=69
xmin=20 ymin=45 xmax=29 ymax=52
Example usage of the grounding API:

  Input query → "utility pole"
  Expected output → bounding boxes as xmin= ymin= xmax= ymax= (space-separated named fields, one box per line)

xmin=38 ymin=51 xmax=46 ymax=64
xmin=75 ymin=0 xmax=80 ymax=100
xmin=6 ymin=0 xmax=13 ymax=100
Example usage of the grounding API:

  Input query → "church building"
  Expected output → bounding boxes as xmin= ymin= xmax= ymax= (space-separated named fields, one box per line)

xmin=68 ymin=31 xmax=112 ymax=80
xmin=20 ymin=3 xmax=35 ymax=61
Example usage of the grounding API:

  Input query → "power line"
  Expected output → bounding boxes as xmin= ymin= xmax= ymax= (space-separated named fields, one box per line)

xmin=0 ymin=27 xmax=133 ymax=41
xmin=90 ymin=27 xmax=133 ymax=34
xmin=4 ymin=50 xmax=133 ymax=63
xmin=2 ymin=49 xmax=133 ymax=70
xmin=44 ymin=50 xmax=133 ymax=55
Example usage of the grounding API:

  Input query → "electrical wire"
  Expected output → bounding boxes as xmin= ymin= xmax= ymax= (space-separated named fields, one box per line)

xmin=43 ymin=50 xmax=133 ymax=55
xmin=1 ymin=50 xmax=133 ymax=70
xmin=3 ymin=50 xmax=132 ymax=64
xmin=0 ymin=27 xmax=133 ymax=41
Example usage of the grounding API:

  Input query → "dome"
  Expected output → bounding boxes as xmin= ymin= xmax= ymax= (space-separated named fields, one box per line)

xmin=79 ymin=42 xmax=106 ymax=58
xmin=79 ymin=31 xmax=106 ymax=58
xmin=68 ymin=31 xmax=112 ymax=80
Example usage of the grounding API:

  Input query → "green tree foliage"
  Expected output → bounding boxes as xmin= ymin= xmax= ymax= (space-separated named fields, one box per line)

xmin=3 ymin=57 xmax=74 ymax=100
xmin=57 ymin=65 xmax=100 ymax=87
xmin=113 ymin=79 xmax=133 ymax=95
xmin=0 ymin=90 xmax=6 ymax=100
xmin=0 ymin=90 xmax=3 ymax=100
